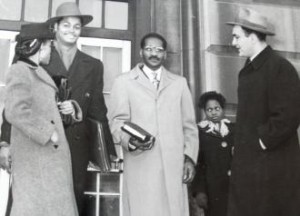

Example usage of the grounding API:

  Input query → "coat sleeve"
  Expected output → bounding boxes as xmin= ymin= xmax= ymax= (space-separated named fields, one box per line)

xmin=0 ymin=111 xmax=11 ymax=143
xmin=5 ymin=65 xmax=55 ymax=145
xmin=108 ymin=76 xmax=131 ymax=152
xmin=181 ymin=79 xmax=199 ymax=164
xmin=191 ymin=131 xmax=206 ymax=195
xmin=258 ymin=59 xmax=300 ymax=149
xmin=86 ymin=60 xmax=117 ymax=157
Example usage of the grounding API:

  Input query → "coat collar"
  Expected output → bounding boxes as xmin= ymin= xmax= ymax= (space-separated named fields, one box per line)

xmin=130 ymin=63 xmax=176 ymax=94
xmin=18 ymin=61 xmax=57 ymax=91
xmin=246 ymin=45 xmax=273 ymax=70
xmin=45 ymin=48 xmax=94 ymax=89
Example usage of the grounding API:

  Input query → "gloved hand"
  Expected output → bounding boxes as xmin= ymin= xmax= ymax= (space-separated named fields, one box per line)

xmin=0 ymin=142 xmax=11 ymax=173
xmin=195 ymin=192 xmax=208 ymax=209
xmin=128 ymin=137 xmax=155 ymax=151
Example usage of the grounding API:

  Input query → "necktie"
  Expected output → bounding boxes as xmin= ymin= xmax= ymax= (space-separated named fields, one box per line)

xmin=151 ymin=72 xmax=159 ymax=89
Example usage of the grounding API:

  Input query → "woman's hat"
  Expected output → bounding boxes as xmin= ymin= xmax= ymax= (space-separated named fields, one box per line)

xmin=15 ymin=22 xmax=55 ymax=43
xmin=226 ymin=8 xmax=275 ymax=36
xmin=47 ymin=2 xmax=93 ymax=26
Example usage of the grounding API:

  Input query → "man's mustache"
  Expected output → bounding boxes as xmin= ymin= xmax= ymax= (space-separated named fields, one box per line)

xmin=149 ymin=56 xmax=160 ymax=60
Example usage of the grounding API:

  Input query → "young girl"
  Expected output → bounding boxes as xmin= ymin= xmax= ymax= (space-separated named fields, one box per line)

xmin=192 ymin=91 xmax=234 ymax=216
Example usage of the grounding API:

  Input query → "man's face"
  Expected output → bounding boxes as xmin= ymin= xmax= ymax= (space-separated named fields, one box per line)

xmin=231 ymin=25 xmax=253 ymax=57
xmin=54 ymin=17 xmax=82 ymax=46
xmin=140 ymin=37 xmax=166 ymax=70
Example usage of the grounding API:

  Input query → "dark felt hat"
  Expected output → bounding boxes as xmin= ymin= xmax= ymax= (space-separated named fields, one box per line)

xmin=47 ymin=2 xmax=93 ymax=26
xmin=15 ymin=22 xmax=55 ymax=43
xmin=226 ymin=8 xmax=275 ymax=36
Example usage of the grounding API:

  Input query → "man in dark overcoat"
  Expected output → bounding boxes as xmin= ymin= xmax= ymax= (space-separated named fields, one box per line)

xmin=226 ymin=8 xmax=300 ymax=216
xmin=44 ymin=2 xmax=116 ymax=215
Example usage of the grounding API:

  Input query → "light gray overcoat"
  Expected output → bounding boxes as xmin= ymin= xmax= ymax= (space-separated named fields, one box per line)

xmin=109 ymin=64 xmax=199 ymax=216
xmin=5 ymin=61 xmax=78 ymax=216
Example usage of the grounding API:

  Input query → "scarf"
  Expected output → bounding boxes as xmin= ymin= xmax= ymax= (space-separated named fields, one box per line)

xmin=198 ymin=119 xmax=230 ymax=137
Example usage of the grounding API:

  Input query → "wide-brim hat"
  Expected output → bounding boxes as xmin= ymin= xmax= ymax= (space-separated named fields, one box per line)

xmin=15 ymin=22 xmax=55 ymax=43
xmin=226 ymin=8 xmax=275 ymax=36
xmin=47 ymin=2 xmax=93 ymax=26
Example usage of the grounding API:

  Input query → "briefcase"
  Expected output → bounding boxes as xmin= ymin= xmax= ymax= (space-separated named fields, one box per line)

xmin=86 ymin=118 xmax=112 ymax=172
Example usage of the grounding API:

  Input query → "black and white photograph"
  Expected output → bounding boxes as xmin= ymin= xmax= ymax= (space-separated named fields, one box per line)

xmin=0 ymin=1 xmax=300 ymax=216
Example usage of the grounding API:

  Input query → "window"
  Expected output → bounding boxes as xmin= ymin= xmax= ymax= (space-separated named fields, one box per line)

xmin=0 ymin=0 xmax=130 ymax=31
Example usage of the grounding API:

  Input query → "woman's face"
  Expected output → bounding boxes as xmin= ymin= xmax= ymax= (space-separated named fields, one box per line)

xmin=39 ymin=40 xmax=52 ymax=65
xmin=54 ymin=17 xmax=82 ymax=46
xmin=204 ymin=99 xmax=224 ymax=123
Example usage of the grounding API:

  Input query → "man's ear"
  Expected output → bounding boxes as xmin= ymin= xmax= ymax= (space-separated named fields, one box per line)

xmin=163 ymin=51 xmax=167 ymax=60
xmin=249 ymin=33 xmax=258 ymax=44
xmin=53 ymin=23 xmax=58 ymax=32
xmin=139 ymin=49 xmax=143 ymax=58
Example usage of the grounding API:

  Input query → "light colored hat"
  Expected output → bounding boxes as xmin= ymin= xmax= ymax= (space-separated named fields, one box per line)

xmin=47 ymin=2 xmax=93 ymax=26
xmin=226 ymin=8 xmax=275 ymax=36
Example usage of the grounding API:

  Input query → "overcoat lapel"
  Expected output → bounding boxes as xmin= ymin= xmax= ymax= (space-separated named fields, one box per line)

xmin=130 ymin=64 xmax=175 ymax=97
xmin=34 ymin=68 xmax=58 ymax=91
xmin=130 ymin=64 xmax=157 ymax=95
xmin=68 ymin=51 xmax=93 ymax=89
xmin=158 ymin=67 xmax=174 ymax=94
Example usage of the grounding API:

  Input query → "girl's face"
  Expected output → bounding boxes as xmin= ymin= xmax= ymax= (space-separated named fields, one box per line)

xmin=39 ymin=40 xmax=52 ymax=65
xmin=204 ymin=99 xmax=224 ymax=123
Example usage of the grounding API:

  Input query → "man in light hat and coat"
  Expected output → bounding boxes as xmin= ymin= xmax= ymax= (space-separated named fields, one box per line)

xmin=226 ymin=7 xmax=300 ymax=216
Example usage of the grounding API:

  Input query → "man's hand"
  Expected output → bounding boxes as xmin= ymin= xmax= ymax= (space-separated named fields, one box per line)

xmin=195 ymin=192 xmax=208 ymax=209
xmin=129 ymin=137 xmax=154 ymax=151
xmin=182 ymin=155 xmax=195 ymax=184
xmin=58 ymin=100 xmax=75 ymax=115
xmin=0 ymin=143 xmax=11 ymax=173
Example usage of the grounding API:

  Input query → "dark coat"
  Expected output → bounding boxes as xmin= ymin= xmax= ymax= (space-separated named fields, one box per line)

xmin=43 ymin=48 xmax=115 ymax=213
xmin=192 ymin=122 xmax=234 ymax=216
xmin=227 ymin=46 xmax=300 ymax=216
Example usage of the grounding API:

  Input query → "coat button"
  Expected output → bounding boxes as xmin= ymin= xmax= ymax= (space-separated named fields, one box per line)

xmin=75 ymin=135 xmax=80 ymax=140
xmin=221 ymin=141 xmax=227 ymax=148
xmin=85 ymin=92 xmax=90 ymax=97
xmin=51 ymin=120 xmax=55 ymax=124
xmin=227 ymin=170 xmax=231 ymax=176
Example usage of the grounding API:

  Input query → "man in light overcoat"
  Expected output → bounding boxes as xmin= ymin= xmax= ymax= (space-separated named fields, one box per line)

xmin=108 ymin=32 xmax=199 ymax=216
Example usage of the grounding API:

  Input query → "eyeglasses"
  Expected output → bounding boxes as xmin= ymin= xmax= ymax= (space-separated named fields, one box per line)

xmin=143 ymin=46 xmax=165 ymax=53
xmin=206 ymin=106 xmax=222 ymax=113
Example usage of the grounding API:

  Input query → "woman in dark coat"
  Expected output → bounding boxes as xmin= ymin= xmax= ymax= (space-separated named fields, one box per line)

xmin=192 ymin=91 xmax=234 ymax=216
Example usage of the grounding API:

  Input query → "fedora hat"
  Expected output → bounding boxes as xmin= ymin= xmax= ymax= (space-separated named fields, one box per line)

xmin=47 ymin=2 xmax=93 ymax=26
xmin=15 ymin=22 xmax=55 ymax=43
xmin=226 ymin=8 xmax=275 ymax=36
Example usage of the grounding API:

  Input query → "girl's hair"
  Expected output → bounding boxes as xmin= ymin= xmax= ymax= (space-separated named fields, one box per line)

xmin=198 ymin=91 xmax=226 ymax=109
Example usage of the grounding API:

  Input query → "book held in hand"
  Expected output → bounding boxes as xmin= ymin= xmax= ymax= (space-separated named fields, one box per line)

xmin=121 ymin=121 xmax=155 ymax=142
